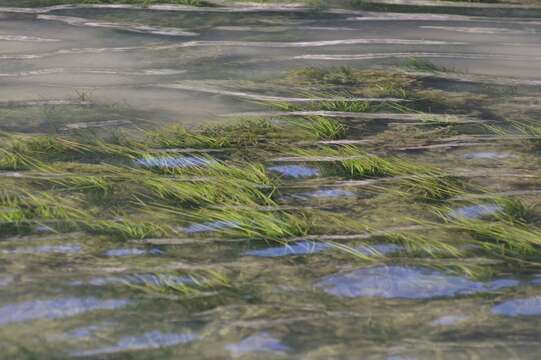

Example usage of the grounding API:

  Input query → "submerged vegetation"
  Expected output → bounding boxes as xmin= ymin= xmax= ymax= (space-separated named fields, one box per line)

xmin=2 ymin=64 xmax=540 ymax=280
xmin=1 ymin=0 xmax=541 ymax=354
xmin=2 ymin=62 xmax=541 ymax=360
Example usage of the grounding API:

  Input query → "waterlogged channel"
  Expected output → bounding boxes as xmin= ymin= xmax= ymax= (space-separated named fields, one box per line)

xmin=2 ymin=0 xmax=541 ymax=359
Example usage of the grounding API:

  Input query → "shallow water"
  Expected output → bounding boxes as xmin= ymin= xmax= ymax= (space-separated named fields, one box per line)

xmin=317 ymin=266 xmax=519 ymax=299
xmin=2 ymin=1 xmax=541 ymax=359
xmin=2 ymin=1 xmax=541 ymax=132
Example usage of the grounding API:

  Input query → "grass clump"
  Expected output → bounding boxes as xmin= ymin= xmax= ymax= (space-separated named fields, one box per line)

xmin=201 ymin=118 xmax=287 ymax=147
xmin=290 ymin=145 xmax=427 ymax=179
xmin=401 ymin=58 xmax=454 ymax=73
xmin=487 ymin=119 xmax=541 ymax=150
xmin=395 ymin=173 xmax=468 ymax=202
xmin=495 ymin=197 xmax=538 ymax=225
xmin=451 ymin=218 xmax=541 ymax=262
xmin=286 ymin=116 xmax=346 ymax=141
xmin=383 ymin=231 xmax=464 ymax=258
xmin=201 ymin=161 xmax=273 ymax=185
xmin=150 ymin=118 xmax=319 ymax=149
xmin=85 ymin=219 xmax=172 ymax=240
xmin=284 ymin=67 xmax=414 ymax=98
xmin=383 ymin=208 xmax=541 ymax=270
xmin=287 ymin=145 xmax=468 ymax=202
xmin=0 ymin=148 xmax=31 ymax=170
xmin=0 ymin=191 xmax=89 ymax=236
xmin=267 ymin=96 xmax=379 ymax=114
xmin=312 ymin=99 xmax=373 ymax=113
xmin=152 ymin=117 xmax=348 ymax=148
xmin=282 ymin=66 xmax=491 ymax=115
xmin=203 ymin=209 xmax=310 ymax=240
xmin=148 ymin=157 xmax=274 ymax=187
xmin=137 ymin=174 xmax=274 ymax=207
xmin=2 ymin=134 xmax=146 ymax=167
xmin=47 ymin=174 xmax=115 ymax=195
xmin=127 ymin=270 xmax=230 ymax=299
xmin=0 ymin=191 xmax=89 ymax=222
xmin=162 ymin=205 xmax=311 ymax=241
xmin=146 ymin=125 xmax=229 ymax=149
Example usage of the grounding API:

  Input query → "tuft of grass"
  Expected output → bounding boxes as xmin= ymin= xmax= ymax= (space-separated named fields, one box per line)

xmin=0 ymin=190 xmax=90 ymax=236
xmin=495 ymin=197 xmax=538 ymax=224
xmin=86 ymin=219 xmax=172 ymax=240
xmin=49 ymin=175 xmax=114 ymax=194
xmin=383 ymin=232 xmax=464 ymax=258
xmin=290 ymin=145 xmax=428 ymax=179
xmin=487 ymin=119 xmax=541 ymax=150
xmin=0 ymin=191 xmax=90 ymax=221
xmin=450 ymin=217 xmax=541 ymax=260
xmin=126 ymin=270 xmax=230 ymax=298
xmin=201 ymin=118 xmax=284 ymax=147
xmin=13 ymin=135 xmax=87 ymax=153
xmin=146 ymin=124 xmax=229 ymax=149
xmin=287 ymin=116 xmax=347 ymax=141
xmin=136 ymin=171 xmax=274 ymax=207
xmin=312 ymin=99 xmax=372 ymax=113
xmin=0 ymin=207 xmax=31 ymax=235
xmin=290 ymin=145 xmax=396 ymax=178
xmin=268 ymin=98 xmax=377 ymax=113
xmin=153 ymin=118 xmax=297 ymax=148
xmin=395 ymin=173 xmax=468 ymax=202
xmin=401 ymin=58 xmax=453 ymax=73
xmin=159 ymin=205 xmax=311 ymax=241
xmin=150 ymin=158 xmax=275 ymax=187
xmin=3 ymin=134 xmax=146 ymax=166
xmin=0 ymin=148 xmax=31 ymax=170
xmin=284 ymin=67 xmax=414 ymax=99
xmin=288 ymin=146 xmax=468 ymax=202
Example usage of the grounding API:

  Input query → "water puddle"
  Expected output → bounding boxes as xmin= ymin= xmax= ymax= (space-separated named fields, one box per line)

xmin=184 ymin=220 xmax=239 ymax=234
xmin=245 ymin=240 xmax=330 ymax=257
xmin=430 ymin=315 xmax=469 ymax=326
xmin=0 ymin=276 xmax=13 ymax=288
xmin=134 ymin=156 xmax=213 ymax=169
xmin=292 ymin=188 xmax=355 ymax=200
xmin=71 ymin=330 xmax=197 ymax=357
xmin=104 ymin=247 xmax=162 ymax=257
xmin=317 ymin=266 xmax=519 ymax=299
xmin=2 ymin=244 xmax=82 ymax=255
xmin=492 ymin=296 xmax=541 ymax=317
xmin=451 ymin=204 xmax=502 ymax=219
xmin=226 ymin=333 xmax=289 ymax=357
xmin=70 ymin=273 xmax=192 ymax=287
xmin=66 ymin=323 xmax=112 ymax=339
xmin=0 ymin=297 xmax=129 ymax=326
xmin=356 ymin=244 xmax=403 ymax=256
xmin=268 ymin=165 xmax=320 ymax=178
xmin=464 ymin=152 xmax=512 ymax=160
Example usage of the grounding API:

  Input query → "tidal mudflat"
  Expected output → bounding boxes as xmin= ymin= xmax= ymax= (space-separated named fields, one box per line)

xmin=1 ymin=0 xmax=541 ymax=359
